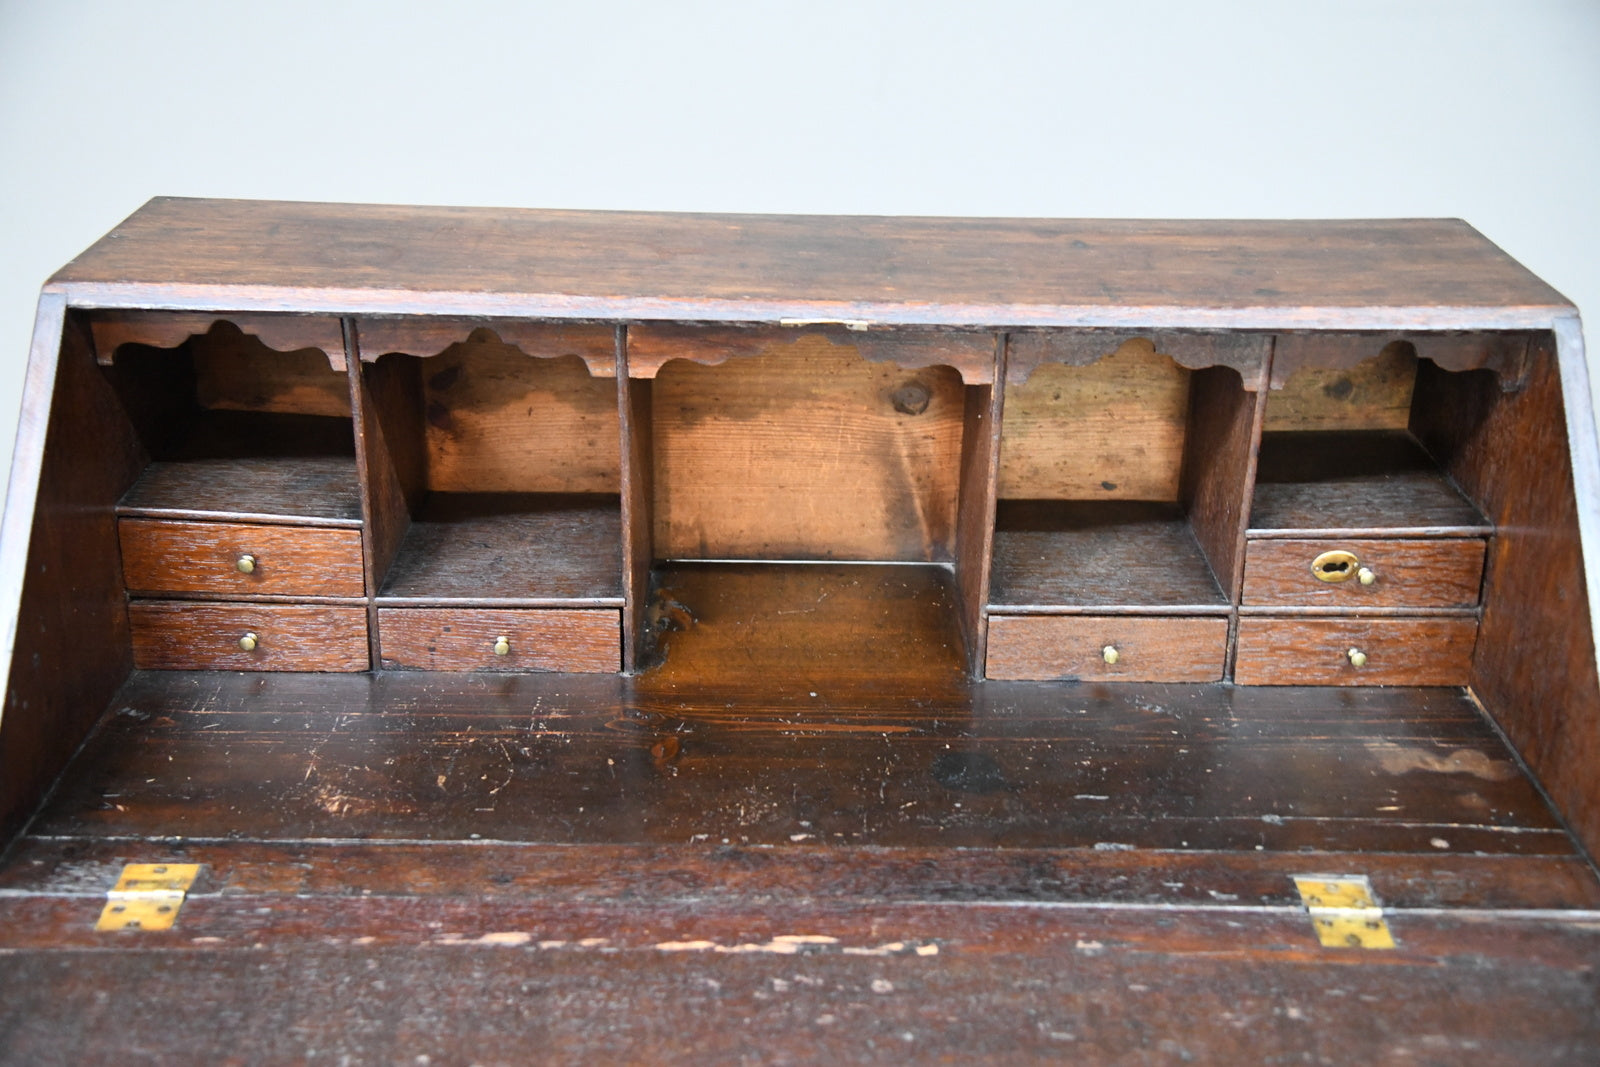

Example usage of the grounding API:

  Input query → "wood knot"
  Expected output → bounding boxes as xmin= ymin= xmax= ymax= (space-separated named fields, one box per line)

xmin=890 ymin=380 xmax=932 ymax=416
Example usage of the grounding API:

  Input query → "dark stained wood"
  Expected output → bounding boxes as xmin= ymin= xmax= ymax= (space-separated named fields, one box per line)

xmin=954 ymin=371 xmax=1002 ymax=673
xmin=1413 ymin=344 xmax=1600 ymax=860
xmin=619 ymin=329 xmax=655 ymax=672
xmin=1181 ymin=364 xmax=1265 ymax=601
xmin=353 ymin=348 xmax=428 ymax=644
xmin=1270 ymin=331 xmax=1531 ymax=391
xmin=377 ymin=607 xmax=620 ymax=673
xmin=1235 ymin=617 xmax=1478 ymax=687
xmin=0 ymin=305 xmax=143 ymax=842
xmin=90 ymin=310 xmax=347 ymax=370
xmin=24 ymin=671 xmax=1571 ymax=852
xmin=127 ymin=603 xmax=369 ymax=672
xmin=54 ymin=201 xmax=1571 ymax=329
xmin=1249 ymin=430 xmax=1490 ymax=535
xmin=988 ymin=502 xmax=1227 ymax=610
xmin=115 ymin=455 xmax=363 ymax=526
xmin=649 ymin=335 xmax=965 ymax=562
xmin=119 ymin=519 xmax=365 ymax=597
xmin=376 ymin=492 xmax=623 ymax=603
xmin=356 ymin=317 xmax=616 ymax=376
xmin=1241 ymin=537 xmax=1485 ymax=608
xmin=986 ymin=616 xmax=1228 ymax=682
xmin=1007 ymin=330 xmax=1270 ymax=386
xmin=629 ymin=323 xmax=996 ymax=384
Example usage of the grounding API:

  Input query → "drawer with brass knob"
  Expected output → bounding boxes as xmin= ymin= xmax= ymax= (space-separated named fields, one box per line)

xmin=985 ymin=615 xmax=1228 ymax=682
xmin=377 ymin=607 xmax=621 ymax=673
xmin=119 ymin=519 xmax=365 ymax=598
xmin=1233 ymin=617 xmax=1478 ymax=686
xmin=1240 ymin=538 xmax=1485 ymax=609
xmin=127 ymin=602 xmax=370 ymax=671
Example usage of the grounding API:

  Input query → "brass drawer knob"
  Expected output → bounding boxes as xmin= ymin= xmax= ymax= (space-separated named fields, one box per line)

xmin=1102 ymin=645 xmax=1120 ymax=665
xmin=1311 ymin=550 xmax=1360 ymax=583
xmin=493 ymin=636 xmax=511 ymax=656
xmin=1357 ymin=566 xmax=1377 ymax=586
xmin=1347 ymin=647 xmax=1368 ymax=668
xmin=235 ymin=554 xmax=256 ymax=574
xmin=238 ymin=632 xmax=259 ymax=652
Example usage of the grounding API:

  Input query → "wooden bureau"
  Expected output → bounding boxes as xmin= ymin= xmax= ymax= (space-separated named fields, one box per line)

xmin=2 ymin=201 xmax=1598 ymax=1060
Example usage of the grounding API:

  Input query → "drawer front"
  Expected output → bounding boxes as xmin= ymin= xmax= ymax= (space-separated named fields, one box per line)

xmin=1234 ymin=617 xmax=1477 ymax=686
xmin=120 ymin=519 xmax=365 ymax=597
xmin=129 ymin=602 xmax=370 ymax=671
xmin=378 ymin=608 xmax=621 ymax=673
xmin=986 ymin=615 xmax=1228 ymax=682
xmin=1242 ymin=538 xmax=1485 ymax=609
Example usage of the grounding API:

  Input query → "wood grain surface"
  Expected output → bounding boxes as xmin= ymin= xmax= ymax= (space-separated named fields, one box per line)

xmin=127 ymin=601 xmax=369 ymax=671
xmin=650 ymin=335 xmax=965 ymax=561
xmin=1006 ymin=330 xmax=1269 ymax=386
xmin=1249 ymin=430 xmax=1489 ymax=534
xmin=988 ymin=501 xmax=1227 ymax=609
xmin=1234 ymin=616 xmax=1478 ymax=686
xmin=1241 ymin=537 xmax=1485 ymax=608
xmin=90 ymin=310 xmax=347 ymax=370
xmin=1264 ymin=339 xmax=1417 ymax=432
xmin=628 ymin=324 xmax=995 ymax=383
xmin=985 ymin=615 xmax=1228 ymax=681
xmin=377 ymin=607 xmax=620 ymax=673
xmin=1181 ymin=364 xmax=1266 ymax=600
xmin=417 ymin=342 xmax=620 ymax=495
xmin=376 ymin=492 xmax=623 ymax=603
xmin=1269 ymin=331 xmax=1531 ymax=391
xmin=357 ymin=317 xmax=616 ymax=377
xmin=119 ymin=518 xmax=365 ymax=597
xmin=998 ymin=339 xmax=1191 ymax=501
xmin=53 ymin=201 xmax=1573 ymax=329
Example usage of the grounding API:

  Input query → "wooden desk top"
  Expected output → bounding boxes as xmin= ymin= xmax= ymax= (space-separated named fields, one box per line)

xmin=49 ymin=197 xmax=1571 ymax=330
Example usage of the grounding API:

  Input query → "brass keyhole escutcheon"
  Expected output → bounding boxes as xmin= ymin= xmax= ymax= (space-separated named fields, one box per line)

xmin=238 ymin=632 xmax=259 ymax=652
xmin=493 ymin=636 xmax=511 ymax=656
xmin=236 ymin=554 xmax=256 ymax=574
xmin=1311 ymin=550 xmax=1361 ymax=583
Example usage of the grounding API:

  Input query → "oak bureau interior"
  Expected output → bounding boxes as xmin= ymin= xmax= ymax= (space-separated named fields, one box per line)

xmin=3 ymin=200 xmax=1599 ymax=879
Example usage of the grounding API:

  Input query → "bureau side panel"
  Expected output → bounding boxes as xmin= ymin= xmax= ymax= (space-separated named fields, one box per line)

xmin=1413 ymin=340 xmax=1600 ymax=859
xmin=0 ymin=302 xmax=142 ymax=842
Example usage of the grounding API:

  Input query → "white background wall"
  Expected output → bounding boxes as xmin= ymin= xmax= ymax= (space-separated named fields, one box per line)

xmin=2 ymin=0 xmax=1597 ymax=499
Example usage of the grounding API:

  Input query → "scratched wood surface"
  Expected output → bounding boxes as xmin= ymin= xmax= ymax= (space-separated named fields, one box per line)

xmin=650 ymin=336 xmax=966 ymax=561
xmin=52 ymin=201 xmax=1572 ymax=326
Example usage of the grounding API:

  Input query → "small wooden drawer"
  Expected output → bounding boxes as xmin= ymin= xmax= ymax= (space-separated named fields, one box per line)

xmin=120 ymin=519 xmax=365 ymax=597
xmin=129 ymin=602 xmax=369 ymax=671
xmin=378 ymin=608 xmax=621 ymax=673
xmin=1242 ymin=538 xmax=1485 ymax=609
xmin=985 ymin=615 xmax=1228 ymax=682
xmin=1234 ymin=617 xmax=1477 ymax=686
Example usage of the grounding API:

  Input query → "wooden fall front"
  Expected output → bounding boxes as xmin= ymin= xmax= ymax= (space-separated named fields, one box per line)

xmin=0 ymin=201 xmax=1597 ymax=1061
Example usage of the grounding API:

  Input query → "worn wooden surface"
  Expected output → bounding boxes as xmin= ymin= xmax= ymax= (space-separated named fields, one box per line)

xmin=1241 ymin=537 xmax=1485 ymax=609
xmin=953 ymin=376 xmax=1002 ymax=672
xmin=986 ymin=615 xmax=1228 ymax=682
xmin=52 ymin=202 xmax=1572 ymax=329
xmin=1234 ymin=617 xmax=1478 ymax=687
xmin=998 ymin=340 xmax=1191 ymax=501
xmin=127 ymin=602 xmax=369 ymax=672
xmin=118 ymin=518 xmax=365 ymax=598
xmin=650 ymin=335 xmax=965 ymax=561
xmin=619 ymin=338 xmax=655 ymax=672
xmin=1006 ymin=330 xmax=1270 ymax=386
xmin=356 ymin=318 xmax=616 ymax=377
xmin=377 ymin=607 xmax=620 ymax=673
xmin=1249 ymin=430 xmax=1489 ymax=535
xmin=1264 ymin=339 xmax=1418 ymax=432
xmin=628 ymin=324 xmax=995 ymax=384
xmin=1181 ymin=364 xmax=1265 ymax=601
xmin=1415 ymin=346 xmax=1600 ymax=862
xmin=418 ymin=343 xmax=620 ymax=495
xmin=1269 ymin=331 xmax=1531 ymax=391
xmin=90 ymin=310 xmax=348 ymax=371
xmin=989 ymin=501 xmax=1227 ymax=610
xmin=377 ymin=492 xmax=623 ymax=603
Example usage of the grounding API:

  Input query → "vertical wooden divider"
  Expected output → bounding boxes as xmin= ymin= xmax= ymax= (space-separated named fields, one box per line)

xmin=618 ymin=325 xmax=654 ymax=672
xmin=954 ymin=333 xmax=1006 ymax=676
xmin=349 ymin=326 xmax=428 ymax=669
xmin=1179 ymin=339 xmax=1273 ymax=682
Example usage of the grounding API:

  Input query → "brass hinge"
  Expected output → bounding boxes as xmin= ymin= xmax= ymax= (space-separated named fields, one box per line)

xmin=1293 ymin=874 xmax=1395 ymax=949
xmin=96 ymin=863 xmax=202 ymax=932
